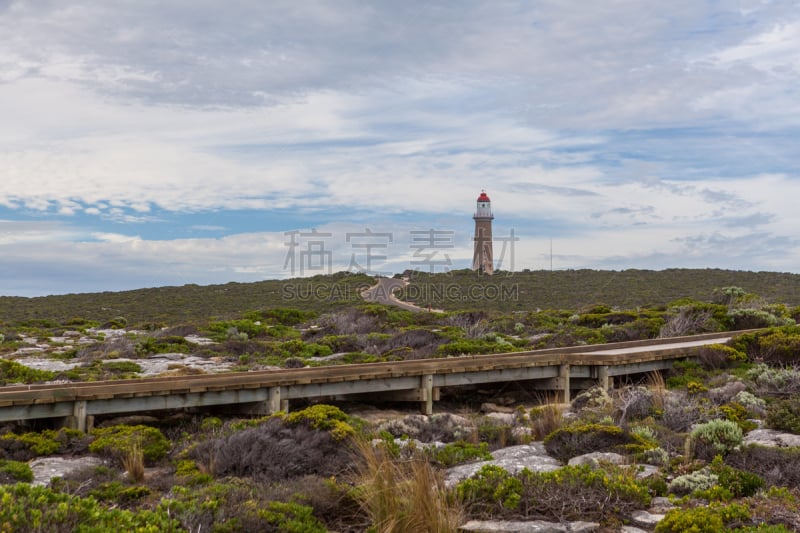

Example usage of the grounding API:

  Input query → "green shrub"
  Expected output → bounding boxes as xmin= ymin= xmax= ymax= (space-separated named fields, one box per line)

xmin=89 ymin=425 xmax=170 ymax=464
xmin=543 ymin=423 xmax=634 ymax=462
xmin=0 ymin=359 xmax=56 ymax=385
xmin=284 ymin=404 xmax=355 ymax=440
xmin=0 ymin=459 xmax=34 ymax=482
xmin=258 ymin=501 xmax=326 ymax=533
xmin=688 ymin=419 xmax=743 ymax=460
xmin=656 ymin=503 xmax=751 ymax=533
xmin=766 ymin=397 xmax=800 ymax=434
xmin=428 ymin=441 xmax=492 ymax=467
xmin=0 ymin=428 xmax=86 ymax=459
xmin=746 ymin=363 xmax=800 ymax=395
xmin=696 ymin=344 xmax=747 ymax=370
xmin=665 ymin=360 xmax=709 ymax=390
xmin=668 ymin=467 xmax=719 ymax=496
xmin=457 ymin=463 xmax=651 ymax=523
xmin=731 ymin=327 xmax=800 ymax=364
xmin=0 ymin=483 xmax=182 ymax=531
xmin=671 ymin=457 xmax=763 ymax=500
xmin=88 ymin=481 xmax=151 ymax=504
xmin=733 ymin=391 xmax=767 ymax=417
xmin=720 ymin=402 xmax=759 ymax=432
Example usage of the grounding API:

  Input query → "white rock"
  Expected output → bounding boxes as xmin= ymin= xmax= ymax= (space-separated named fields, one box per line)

xmin=446 ymin=443 xmax=560 ymax=487
xmin=744 ymin=429 xmax=800 ymax=448
xmin=630 ymin=510 xmax=664 ymax=528
xmin=485 ymin=412 xmax=516 ymax=425
xmin=567 ymin=452 xmax=625 ymax=467
xmin=460 ymin=520 xmax=599 ymax=532
xmin=29 ymin=456 xmax=104 ymax=486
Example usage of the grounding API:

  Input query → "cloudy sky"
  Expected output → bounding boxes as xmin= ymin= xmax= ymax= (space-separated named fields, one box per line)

xmin=1 ymin=1 xmax=799 ymax=296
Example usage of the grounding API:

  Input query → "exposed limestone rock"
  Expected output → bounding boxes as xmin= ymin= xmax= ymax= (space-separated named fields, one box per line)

xmin=630 ymin=510 xmax=665 ymax=528
xmin=567 ymin=452 xmax=625 ymax=467
xmin=446 ymin=443 xmax=560 ymax=487
xmin=30 ymin=456 xmax=104 ymax=486
xmin=378 ymin=413 xmax=474 ymax=442
xmin=631 ymin=464 xmax=661 ymax=480
xmin=649 ymin=496 xmax=677 ymax=514
xmin=460 ymin=519 xmax=599 ymax=532
xmin=744 ymin=429 xmax=800 ymax=448
xmin=620 ymin=527 xmax=649 ymax=533
xmin=481 ymin=402 xmax=516 ymax=414
xmin=485 ymin=412 xmax=516 ymax=425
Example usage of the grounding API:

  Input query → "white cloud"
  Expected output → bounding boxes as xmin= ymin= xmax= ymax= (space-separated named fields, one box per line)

xmin=1 ymin=2 xmax=799 ymax=294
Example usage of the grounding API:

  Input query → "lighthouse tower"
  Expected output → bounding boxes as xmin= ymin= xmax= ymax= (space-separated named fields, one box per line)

xmin=472 ymin=190 xmax=494 ymax=275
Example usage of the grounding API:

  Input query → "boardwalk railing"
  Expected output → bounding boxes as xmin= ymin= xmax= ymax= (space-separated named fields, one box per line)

xmin=0 ymin=331 xmax=743 ymax=431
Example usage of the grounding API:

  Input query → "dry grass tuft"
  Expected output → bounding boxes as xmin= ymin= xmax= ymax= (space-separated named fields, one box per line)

xmin=352 ymin=437 xmax=463 ymax=533
xmin=121 ymin=440 xmax=145 ymax=482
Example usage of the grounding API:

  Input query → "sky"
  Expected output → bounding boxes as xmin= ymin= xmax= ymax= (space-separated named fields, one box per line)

xmin=1 ymin=1 xmax=800 ymax=296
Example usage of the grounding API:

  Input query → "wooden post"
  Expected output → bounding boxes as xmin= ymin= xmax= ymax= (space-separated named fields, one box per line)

xmin=267 ymin=387 xmax=282 ymax=414
xmin=559 ymin=364 xmax=571 ymax=404
xmin=73 ymin=401 xmax=88 ymax=432
xmin=420 ymin=374 xmax=434 ymax=415
xmin=598 ymin=365 xmax=610 ymax=391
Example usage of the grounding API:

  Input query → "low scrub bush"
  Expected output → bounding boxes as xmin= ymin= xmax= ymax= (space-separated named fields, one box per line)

xmin=726 ymin=445 xmax=800 ymax=488
xmin=191 ymin=417 xmax=351 ymax=482
xmin=457 ymin=463 xmax=651 ymax=524
xmin=696 ymin=344 xmax=747 ymax=370
xmin=688 ymin=419 xmax=743 ymax=461
xmin=89 ymin=425 xmax=170 ymax=464
xmin=543 ymin=423 xmax=635 ymax=462
xmin=0 ymin=428 xmax=86 ymax=459
xmin=659 ymin=390 xmax=707 ymax=432
xmin=284 ymin=404 xmax=356 ymax=441
xmin=0 ymin=459 xmax=34 ymax=483
xmin=732 ymin=327 xmax=800 ymax=365
xmin=427 ymin=441 xmax=491 ymax=467
xmin=378 ymin=413 xmax=474 ymax=443
xmin=669 ymin=458 xmax=763 ymax=500
xmin=656 ymin=502 xmax=751 ymax=533
xmin=258 ymin=501 xmax=326 ymax=533
xmin=746 ymin=363 xmax=800 ymax=396
xmin=733 ymin=391 xmax=767 ymax=418
xmin=0 ymin=359 xmax=56 ymax=385
xmin=0 ymin=483 xmax=182 ymax=531
xmin=766 ymin=397 xmax=800 ymax=434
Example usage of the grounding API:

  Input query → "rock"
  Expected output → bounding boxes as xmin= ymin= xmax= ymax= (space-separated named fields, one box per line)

xmin=446 ymin=443 xmax=560 ymax=487
xmin=481 ymin=402 xmax=516 ymax=414
xmin=630 ymin=510 xmax=664 ymax=528
xmin=631 ymin=464 xmax=661 ymax=479
xmin=12 ymin=347 xmax=45 ymax=355
xmin=378 ymin=413 xmax=474 ymax=442
xmin=460 ymin=519 xmax=599 ymax=532
xmin=649 ymin=496 xmax=676 ymax=514
xmin=512 ymin=426 xmax=533 ymax=440
xmin=620 ymin=527 xmax=649 ymax=533
xmin=29 ymin=456 xmax=104 ymax=486
xmin=567 ymin=452 xmax=625 ymax=468
xmin=184 ymin=335 xmax=216 ymax=345
xmin=744 ymin=429 xmax=800 ymax=448
xmin=63 ymin=330 xmax=82 ymax=337
xmin=485 ymin=412 xmax=516 ymax=425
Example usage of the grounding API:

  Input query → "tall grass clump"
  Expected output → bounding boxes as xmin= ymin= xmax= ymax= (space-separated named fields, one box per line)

xmin=352 ymin=437 xmax=463 ymax=533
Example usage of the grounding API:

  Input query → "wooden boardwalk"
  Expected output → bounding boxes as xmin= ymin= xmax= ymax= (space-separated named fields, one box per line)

xmin=0 ymin=331 xmax=741 ymax=430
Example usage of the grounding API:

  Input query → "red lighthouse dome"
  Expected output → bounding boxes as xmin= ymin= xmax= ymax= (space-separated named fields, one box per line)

xmin=477 ymin=191 xmax=491 ymax=202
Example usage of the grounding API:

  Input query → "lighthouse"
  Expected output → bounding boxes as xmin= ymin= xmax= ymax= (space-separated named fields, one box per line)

xmin=472 ymin=190 xmax=494 ymax=275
